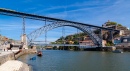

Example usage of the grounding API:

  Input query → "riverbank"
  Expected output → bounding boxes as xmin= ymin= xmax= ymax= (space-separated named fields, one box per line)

xmin=0 ymin=49 xmax=37 ymax=71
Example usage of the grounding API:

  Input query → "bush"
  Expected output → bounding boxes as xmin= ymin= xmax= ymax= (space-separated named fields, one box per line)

xmin=105 ymin=41 xmax=114 ymax=46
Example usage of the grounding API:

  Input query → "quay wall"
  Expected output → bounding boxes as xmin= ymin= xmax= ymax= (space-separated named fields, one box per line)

xmin=0 ymin=60 xmax=31 ymax=71
xmin=83 ymin=47 xmax=116 ymax=51
xmin=0 ymin=49 xmax=37 ymax=71
xmin=0 ymin=49 xmax=37 ymax=65
xmin=83 ymin=47 xmax=130 ymax=52
xmin=0 ymin=53 xmax=15 ymax=65
xmin=15 ymin=49 xmax=37 ymax=59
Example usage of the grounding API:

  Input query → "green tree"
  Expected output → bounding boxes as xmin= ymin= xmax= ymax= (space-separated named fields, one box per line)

xmin=51 ymin=42 xmax=56 ymax=44
xmin=106 ymin=22 xmax=117 ymax=26
xmin=105 ymin=41 xmax=114 ymax=46
xmin=74 ymin=41 xmax=79 ymax=44
xmin=118 ymin=24 xmax=122 ymax=26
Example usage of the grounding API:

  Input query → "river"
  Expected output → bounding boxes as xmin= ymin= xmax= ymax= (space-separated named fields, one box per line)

xmin=18 ymin=50 xmax=130 ymax=71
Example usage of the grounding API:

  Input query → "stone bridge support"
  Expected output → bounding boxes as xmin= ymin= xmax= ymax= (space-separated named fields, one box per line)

xmin=21 ymin=34 xmax=28 ymax=49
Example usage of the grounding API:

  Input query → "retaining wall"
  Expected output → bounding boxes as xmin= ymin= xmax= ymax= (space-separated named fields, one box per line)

xmin=0 ymin=53 xmax=15 ymax=65
xmin=0 ymin=60 xmax=30 ymax=71
xmin=15 ymin=49 xmax=37 ymax=59
xmin=0 ymin=49 xmax=37 ymax=71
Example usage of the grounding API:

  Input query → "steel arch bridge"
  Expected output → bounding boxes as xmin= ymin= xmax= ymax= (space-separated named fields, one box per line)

xmin=27 ymin=21 xmax=102 ymax=46
xmin=0 ymin=8 xmax=119 ymax=47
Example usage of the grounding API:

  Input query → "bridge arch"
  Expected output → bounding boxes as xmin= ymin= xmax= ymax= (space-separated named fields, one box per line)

xmin=27 ymin=22 xmax=102 ymax=46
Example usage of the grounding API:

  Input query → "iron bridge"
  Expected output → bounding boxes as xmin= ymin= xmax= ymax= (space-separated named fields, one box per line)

xmin=0 ymin=8 xmax=120 ymax=47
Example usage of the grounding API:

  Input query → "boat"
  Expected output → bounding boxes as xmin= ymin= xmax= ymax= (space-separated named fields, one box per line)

xmin=37 ymin=51 xmax=42 ymax=56
xmin=30 ymin=57 xmax=36 ymax=60
xmin=113 ymin=49 xmax=123 ymax=53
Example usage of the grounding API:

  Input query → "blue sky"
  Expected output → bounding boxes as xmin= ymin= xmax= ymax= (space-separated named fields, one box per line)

xmin=0 ymin=0 xmax=130 ymax=42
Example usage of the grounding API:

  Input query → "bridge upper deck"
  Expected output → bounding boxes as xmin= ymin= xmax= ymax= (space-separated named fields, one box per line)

xmin=0 ymin=8 xmax=119 ymax=32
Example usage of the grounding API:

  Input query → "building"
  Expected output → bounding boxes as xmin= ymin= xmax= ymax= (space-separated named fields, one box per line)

xmin=115 ymin=36 xmax=130 ymax=48
xmin=79 ymin=36 xmax=94 ymax=46
xmin=121 ymin=36 xmax=130 ymax=43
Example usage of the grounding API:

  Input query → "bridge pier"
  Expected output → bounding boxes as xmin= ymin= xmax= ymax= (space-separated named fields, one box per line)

xmin=21 ymin=34 xmax=28 ymax=49
xmin=110 ymin=30 xmax=114 ymax=43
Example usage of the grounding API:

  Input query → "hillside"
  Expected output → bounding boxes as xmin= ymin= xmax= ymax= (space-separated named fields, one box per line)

xmin=0 ymin=34 xmax=15 ymax=45
xmin=51 ymin=21 xmax=130 ymax=46
xmin=51 ymin=33 xmax=88 ymax=44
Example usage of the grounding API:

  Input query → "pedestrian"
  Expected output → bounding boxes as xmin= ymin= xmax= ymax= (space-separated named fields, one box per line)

xmin=19 ymin=42 xmax=24 ymax=49
xmin=3 ymin=41 xmax=8 ymax=51
xmin=7 ymin=42 xmax=13 ymax=51
xmin=10 ymin=42 xmax=13 ymax=49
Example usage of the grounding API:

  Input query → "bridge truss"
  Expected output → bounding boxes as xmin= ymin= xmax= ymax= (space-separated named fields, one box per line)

xmin=0 ymin=8 xmax=119 ymax=47
xmin=28 ymin=21 xmax=102 ymax=46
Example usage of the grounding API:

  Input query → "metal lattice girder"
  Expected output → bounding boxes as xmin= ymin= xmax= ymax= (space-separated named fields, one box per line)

xmin=0 ymin=9 xmax=119 ymax=31
xmin=0 ymin=9 xmax=120 ymax=47
xmin=27 ymin=22 xmax=102 ymax=46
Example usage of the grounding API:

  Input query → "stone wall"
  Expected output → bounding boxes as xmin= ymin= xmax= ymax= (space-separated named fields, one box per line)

xmin=0 ymin=53 xmax=15 ymax=65
xmin=0 ymin=49 xmax=37 ymax=71
xmin=0 ymin=60 xmax=30 ymax=71
xmin=84 ymin=47 xmax=116 ymax=52
xmin=15 ymin=49 xmax=37 ymax=59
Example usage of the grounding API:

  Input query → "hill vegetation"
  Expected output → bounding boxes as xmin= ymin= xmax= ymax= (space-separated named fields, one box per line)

xmin=51 ymin=21 xmax=128 ymax=47
xmin=51 ymin=33 xmax=86 ymax=44
xmin=0 ymin=34 xmax=15 ymax=45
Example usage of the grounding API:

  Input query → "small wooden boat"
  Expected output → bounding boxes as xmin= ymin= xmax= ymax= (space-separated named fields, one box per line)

xmin=37 ymin=51 xmax=42 ymax=56
xmin=113 ymin=49 xmax=123 ymax=53
xmin=30 ymin=57 xmax=36 ymax=60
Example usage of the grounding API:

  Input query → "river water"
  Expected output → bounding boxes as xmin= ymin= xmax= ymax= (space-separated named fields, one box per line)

xmin=18 ymin=50 xmax=130 ymax=71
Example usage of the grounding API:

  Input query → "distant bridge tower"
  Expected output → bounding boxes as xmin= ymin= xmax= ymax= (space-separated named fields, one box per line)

xmin=21 ymin=17 xmax=28 ymax=49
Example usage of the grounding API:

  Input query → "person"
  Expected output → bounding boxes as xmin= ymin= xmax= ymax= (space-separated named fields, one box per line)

xmin=10 ymin=43 xmax=13 ymax=49
xmin=19 ymin=42 xmax=24 ymax=49
xmin=7 ymin=42 xmax=13 ymax=51
xmin=31 ymin=46 xmax=33 ymax=49
xmin=3 ymin=41 xmax=8 ymax=51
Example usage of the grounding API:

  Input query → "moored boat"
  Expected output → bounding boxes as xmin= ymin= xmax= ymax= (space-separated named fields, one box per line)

xmin=30 ymin=57 xmax=36 ymax=60
xmin=113 ymin=49 xmax=123 ymax=53
xmin=37 ymin=51 xmax=42 ymax=56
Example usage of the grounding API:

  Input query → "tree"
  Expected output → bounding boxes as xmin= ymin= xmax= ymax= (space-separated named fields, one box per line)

xmin=106 ymin=22 xmax=117 ymax=26
xmin=74 ymin=41 xmax=79 ymax=44
xmin=51 ymin=42 xmax=56 ymax=44
xmin=118 ymin=24 xmax=122 ymax=26
xmin=105 ymin=41 xmax=114 ymax=46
